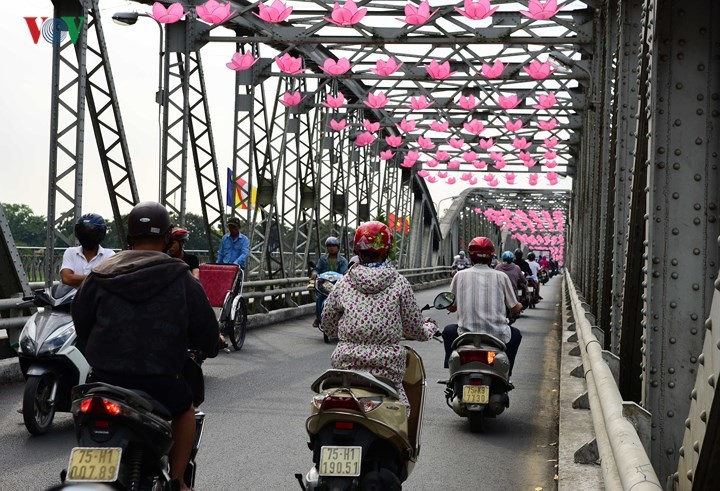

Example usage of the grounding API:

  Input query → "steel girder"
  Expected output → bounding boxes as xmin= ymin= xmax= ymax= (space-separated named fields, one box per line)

xmin=45 ymin=0 xmax=138 ymax=283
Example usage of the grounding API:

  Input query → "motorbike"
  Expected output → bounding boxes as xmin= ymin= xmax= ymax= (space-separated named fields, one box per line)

xmin=296 ymin=292 xmax=453 ymax=490
xmin=315 ymin=270 xmax=344 ymax=343
xmin=538 ymin=268 xmax=549 ymax=285
xmin=17 ymin=283 xmax=90 ymax=435
xmin=439 ymin=329 xmax=513 ymax=433
xmin=60 ymin=351 xmax=206 ymax=490
xmin=524 ymin=275 xmax=538 ymax=309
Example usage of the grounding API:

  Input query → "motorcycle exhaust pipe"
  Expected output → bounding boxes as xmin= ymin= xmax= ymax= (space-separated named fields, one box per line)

xmin=488 ymin=394 xmax=508 ymax=415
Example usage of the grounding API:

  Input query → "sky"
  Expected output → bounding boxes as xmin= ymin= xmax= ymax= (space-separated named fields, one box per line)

xmin=1 ymin=0 xmax=571 ymax=220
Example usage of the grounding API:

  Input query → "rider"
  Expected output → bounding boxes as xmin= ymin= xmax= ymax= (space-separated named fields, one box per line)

xmin=526 ymin=252 xmax=542 ymax=300
xmin=311 ymin=236 xmax=349 ymax=327
xmin=451 ymin=250 xmax=471 ymax=274
xmin=514 ymin=248 xmax=538 ymax=296
xmin=60 ymin=213 xmax=115 ymax=287
xmin=319 ymin=221 xmax=439 ymax=411
xmin=442 ymin=237 xmax=523 ymax=377
xmin=168 ymin=226 xmax=200 ymax=280
xmin=216 ymin=216 xmax=250 ymax=269
xmin=495 ymin=250 xmax=526 ymax=291
xmin=72 ymin=202 xmax=219 ymax=491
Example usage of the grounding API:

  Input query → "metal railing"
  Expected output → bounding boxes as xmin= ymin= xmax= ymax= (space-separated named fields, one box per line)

xmin=564 ymin=271 xmax=661 ymax=490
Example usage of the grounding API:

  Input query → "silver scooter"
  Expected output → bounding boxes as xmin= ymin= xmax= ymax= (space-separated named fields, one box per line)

xmin=439 ymin=331 xmax=512 ymax=433
xmin=17 ymin=284 xmax=90 ymax=435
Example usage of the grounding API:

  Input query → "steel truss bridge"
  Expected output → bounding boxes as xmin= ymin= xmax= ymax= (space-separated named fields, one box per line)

xmin=0 ymin=0 xmax=719 ymax=488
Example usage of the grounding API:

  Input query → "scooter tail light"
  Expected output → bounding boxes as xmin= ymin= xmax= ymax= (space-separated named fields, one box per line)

xmin=78 ymin=396 xmax=124 ymax=416
xmin=358 ymin=397 xmax=383 ymax=413
xmin=459 ymin=350 xmax=496 ymax=365
xmin=320 ymin=396 xmax=361 ymax=412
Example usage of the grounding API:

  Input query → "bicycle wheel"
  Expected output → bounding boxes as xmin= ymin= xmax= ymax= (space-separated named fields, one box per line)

xmin=229 ymin=297 xmax=248 ymax=351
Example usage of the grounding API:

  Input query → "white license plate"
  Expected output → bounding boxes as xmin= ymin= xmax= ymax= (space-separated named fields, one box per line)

xmin=517 ymin=289 xmax=523 ymax=296
xmin=463 ymin=385 xmax=489 ymax=404
xmin=67 ymin=447 xmax=122 ymax=482
xmin=527 ymin=287 xmax=534 ymax=293
xmin=318 ymin=446 xmax=362 ymax=476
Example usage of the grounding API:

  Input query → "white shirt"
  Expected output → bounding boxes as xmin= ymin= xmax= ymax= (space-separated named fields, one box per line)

xmin=60 ymin=245 xmax=115 ymax=282
xmin=450 ymin=264 xmax=518 ymax=343
xmin=527 ymin=260 xmax=540 ymax=281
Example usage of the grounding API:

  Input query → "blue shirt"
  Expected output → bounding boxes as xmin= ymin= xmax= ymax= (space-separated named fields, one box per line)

xmin=216 ymin=233 xmax=250 ymax=268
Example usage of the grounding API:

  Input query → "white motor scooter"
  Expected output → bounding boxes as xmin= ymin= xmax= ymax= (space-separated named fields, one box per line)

xmin=17 ymin=284 xmax=89 ymax=435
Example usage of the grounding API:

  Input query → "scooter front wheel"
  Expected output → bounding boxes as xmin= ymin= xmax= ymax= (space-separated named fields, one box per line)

xmin=229 ymin=297 xmax=248 ymax=351
xmin=23 ymin=373 xmax=57 ymax=435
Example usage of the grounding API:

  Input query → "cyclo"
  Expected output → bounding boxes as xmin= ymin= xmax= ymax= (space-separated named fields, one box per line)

xmin=198 ymin=263 xmax=248 ymax=350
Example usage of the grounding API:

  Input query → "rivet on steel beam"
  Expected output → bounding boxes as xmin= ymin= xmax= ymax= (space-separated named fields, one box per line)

xmin=697 ymin=108 xmax=705 ymax=116
xmin=674 ymin=149 xmax=682 ymax=156
xmin=700 ymin=410 xmax=707 ymax=423
xmin=699 ymin=354 xmax=705 ymax=365
xmin=669 ymin=367 xmax=675 ymax=374
xmin=650 ymin=367 xmax=657 ymax=374
xmin=691 ymin=313 xmax=699 ymax=321
xmin=672 ymin=228 xmax=680 ymax=235
xmin=693 ymin=248 xmax=701 ymax=255
xmin=686 ymin=418 xmax=692 ymax=428
xmin=687 ymin=470 xmax=693 ymax=481
xmin=667 ymin=410 xmax=674 ymax=418
xmin=670 ymin=302 xmax=677 ymax=309
xmin=679 ymin=447 xmax=685 ymax=458
xmin=657 ymin=147 xmax=665 ymax=154
xmin=672 ymin=162 xmax=680 ymax=170
xmin=674 ymin=119 xmax=682 ymax=126
xmin=671 ymin=258 xmax=679 ymax=266
xmin=671 ymin=272 xmax=678 ymax=279
xmin=694 ymin=218 xmax=702 ymax=225
xmin=653 ymin=271 xmax=660 ymax=278
xmin=690 ymin=356 xmax=698 ymax=364
xmin=653 ymin=257 xmax=660 ymax=264
xmin=672 ymin=192 xmax=680 ymax=199
xmin=676 ymin=83 xmax=683 ymax=90
xmin=691 ymin=328 xmax=698 ymax=335
xmin=695 ymin=138 xmax=704 ymax=145
xmin=709 ymin=375 xmax=715 ymax=387
xmin=693 ymin=441 xmax=700 ymax=452
xmin=694 ymin=203 xmax=702 ymax=210
xmin=669 ymin=382 xmax=675 ymax=388
xmin=652 ymin=380 xmax=659 ymax=387
xmin=697 ymin=94 xmax=705 ymax=101
xmin=691 ymin=389 xmax=697 ymax=400
xmin=694 ymin=174 xmax=702 ymax=181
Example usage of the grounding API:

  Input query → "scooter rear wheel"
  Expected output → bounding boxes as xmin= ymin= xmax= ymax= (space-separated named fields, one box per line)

xmin=468 ymin=411 xmax=485 ymax=433
xmin=23 ymin=373 xmax=56 ymax=435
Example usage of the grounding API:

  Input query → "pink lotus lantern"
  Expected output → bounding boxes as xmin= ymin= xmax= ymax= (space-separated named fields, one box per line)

xmin=518 ymin=150 xmax=532 ymax=161
xmin=426 ymin=159 xmax=439 ymax=168
xmin=400 ymin=158 xmax=416 ymax=168
xmin=544 ymin=136 xmax=559 ymax=148
xmin=418 ymin=169 xmax=430 ymax=178
xmin=385 ymin=135 xmax=403 ymax=147
xmin=408 ymin=96 xmax=433 ymax=110
xmin=425 ymin=60 xmax=456 ymax=80
xmin=512 ymin=137 xmax=531 ymax=150
xmin=435 ymin=150 xmax=450 ymax=161
xmin=324 ymin=0 xmax=367 ymax=26
xmin=363 ymin=119 xmax=380 ymax=133
xmin=485 ymin=178 xmax=496 ymax=186
xmin=544 ymin=151 xmax=557 ymax=160
xmin=537 ymin=118 xmax=557 ymax=130
xmin=417 ymin=136 xmax=435 ymax=150
xmin=150 ymin=2 xmax=185 ymax=23
xmin=447 ymin=177 xmax=457 ymax=184
xmin=275 ymin=53 xmax=303 ymax=75
xmin=380 ymin=150 xmax=395 ymax=160
xmin=462 ymin=151 xmax=477 ymax=163
xmin=364 ymin=92 xmax=390 ymax=109
xmin=426 ymin=175 xmax=438 ymax=183
xmin=498 ymin=94 xmax=521 ymax=110
xmin=470 ymin=176 xmax=479 ymax=185
xmin=430 ymin=120 xmax=449 ymax=132
xmin=397 ymin=118 xmax=417 ymax=133
xmin=544 ymin=159 xmax=558 ymax=168
xmin=480 ymin=60 xmax=505 ymax=79
xmin=489 ymin=151 xmax=504 ymax=162
xmin=406 ymin=150 xmax=420 ymax=162
xmin=528 ymin=173 xmax=539 ymax=185
xmin=483 ymin=173 xmax=495 ymax=182
xmin=196 ymin=0 xmax=236 ymax=24
xmin=226 ymin=52 xmax=258 ymax=71
xmin=523 ymin=60 xmax=553 ymax=80
xmin=546 ymin=171 xmax=559 ymax=183
xmin=533 ymin=92 xmax=557 ymax=110
xmin=355 ymin=132 xmax=376 ymax=147
xmin=461 ymin=172 xmax=473 ymax=181
xmin=323 ymin=93 xmax=346 ymax=109
xmin=254 ymin=0 xmax=293 ymax=23
xmin=473 ymin=160 xmax=487 ymax=170
xmin=448 ymin=138 xmax=465 ymax=149
xmin=438 ymin=171 xmax=449 ymax=178
xmin=520 ymin=0 xmax=561 ymax=21
xmin=494 ymin=159 xmax=507 ymax=170
xmin=399 ymin=1 xmax=439 ymax=25
xmin=321 ymin=58 xmax=352 ymax=76
xmin=458 ymin=95 xmax=479 ymax=110
xmin=371 ymin=58 xmax=403 ymax=76
xmin=447 ymin=160 xmax=461 ymax=169
xmin=463 ymin=119 xmax=486 ymax=135
xmin=479 ymin=138 xmax=494 ymax=150
xmin=455 ymin=0 xmax=498 ymax=20
xmin=329 ymin=118 xmax=348 ymax=131
xmin=279 ymin=91 xmax=302 ymax=106
xmin=505 ymin=173 xmax=516 ymax=184
xmin=523 ymin=158 xmax=537 ymax=168
xmin=505 ymin=119 xmax=523 ymax=132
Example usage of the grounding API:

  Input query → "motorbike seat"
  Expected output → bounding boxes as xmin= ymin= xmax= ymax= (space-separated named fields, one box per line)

xmin=311 ymin=369 xmax=400 ymax=400
xmin=451 ymin=332 xmax=507 ymax=352
xmin=76 ymin=382 xmax=173 ymax=420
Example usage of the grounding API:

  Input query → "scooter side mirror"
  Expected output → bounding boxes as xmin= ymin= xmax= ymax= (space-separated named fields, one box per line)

xmin=433 ymin=292 xmax=455 ymax=310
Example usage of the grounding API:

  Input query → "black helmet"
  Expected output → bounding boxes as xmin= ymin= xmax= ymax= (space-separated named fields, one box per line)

xmin=325 ymin=236 xmax=341 ymax=247
xmin=74 ymin=213 xmax=107 ymax=249
xmin=127 ymin=202 xmax=171 ymax=238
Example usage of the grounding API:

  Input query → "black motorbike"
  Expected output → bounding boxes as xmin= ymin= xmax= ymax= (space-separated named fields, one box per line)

xmin=61 ymin=353 xmax=206 ymax=490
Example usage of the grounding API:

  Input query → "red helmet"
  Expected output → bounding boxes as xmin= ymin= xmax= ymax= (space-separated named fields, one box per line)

xmin=468 ymin=236 xmax=494 ymax=259
xmin=354 ymin=221 xmax=393 ymax=254
xmin=171 ymin=227 xmax=189 ymax=241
